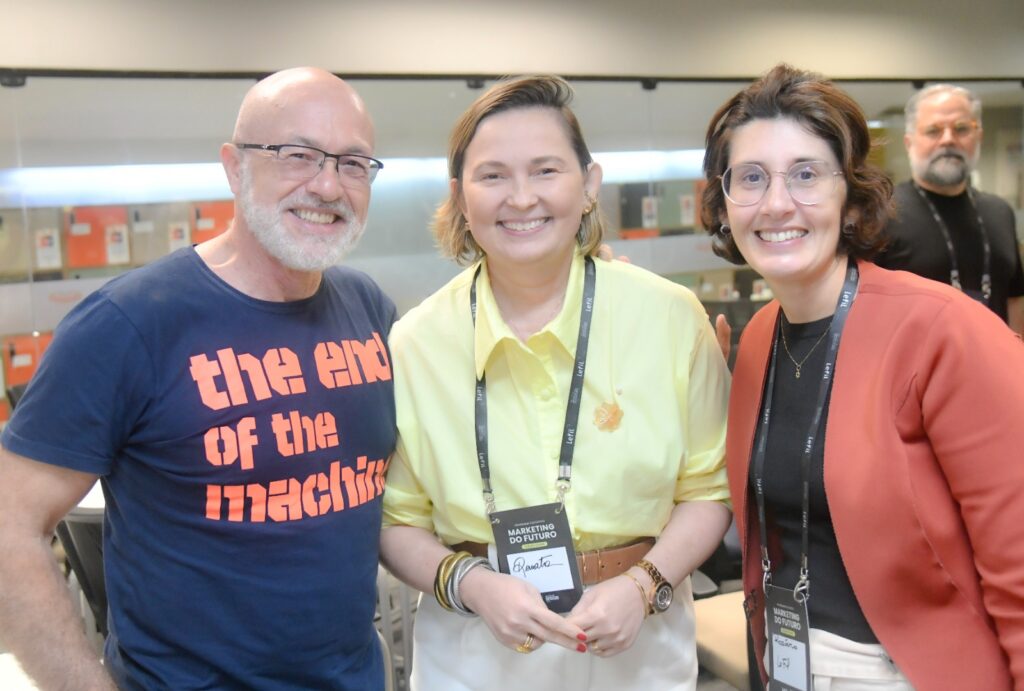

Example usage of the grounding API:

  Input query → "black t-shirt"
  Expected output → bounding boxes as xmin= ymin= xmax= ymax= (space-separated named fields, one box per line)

xmin=751 ymin=314 xmax=877 ymax=643
xmin=876 ymin=181 xmax=1024 ymax=322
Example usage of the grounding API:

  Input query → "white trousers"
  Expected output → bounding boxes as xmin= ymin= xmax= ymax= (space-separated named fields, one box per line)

xmin=410 ymin=578 xmax=697 ymax=691
xmin=768 ymin=628 xmax=915 ymax=691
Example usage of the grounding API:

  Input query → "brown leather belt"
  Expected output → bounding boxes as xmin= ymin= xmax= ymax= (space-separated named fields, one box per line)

xmin=450 ymin=537 xmax=654 ymax=586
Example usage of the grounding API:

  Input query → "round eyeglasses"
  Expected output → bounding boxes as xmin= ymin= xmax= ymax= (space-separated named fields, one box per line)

xmin=721 ymin=161 xmax=842 ymax=206
xmin=235 ymin=143 xmax=383 ymax=186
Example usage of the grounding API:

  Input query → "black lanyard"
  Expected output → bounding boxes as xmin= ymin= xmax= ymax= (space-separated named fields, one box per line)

xmin=913 ymin=183 xmax=992 ymax=304
xmin=751 ymin=258 xmax=859 ymax=602
xmin=470 ymin=256 xmax=596 ymax=515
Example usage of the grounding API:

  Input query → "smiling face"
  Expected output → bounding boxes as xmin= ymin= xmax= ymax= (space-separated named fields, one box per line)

xmin=237 ymin=161 xmax=366 ymax=272
xmin=457 ymin=106 xmax=601 ymax=279
xmin=224 ymin=68 xmax=375 ymax=272
xmin=724 ymin=117 xmax=848 ymax=298
xmin=905 ymin=90 xmax=981 ymax=195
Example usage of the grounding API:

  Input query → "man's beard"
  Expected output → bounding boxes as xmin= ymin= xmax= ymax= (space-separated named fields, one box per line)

xmin=239 ymin=166 xmax=366 ymax=272
xmin=915 ymin=146 xmax=977 ymax=190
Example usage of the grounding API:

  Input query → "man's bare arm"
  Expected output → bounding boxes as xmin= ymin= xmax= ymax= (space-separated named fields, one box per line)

xmin=0 ymin=444 xmax=115 ymax=691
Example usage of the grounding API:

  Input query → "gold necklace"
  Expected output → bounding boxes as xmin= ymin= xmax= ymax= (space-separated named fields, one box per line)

xmin=779 ymin=319 xmax=833 ymax=379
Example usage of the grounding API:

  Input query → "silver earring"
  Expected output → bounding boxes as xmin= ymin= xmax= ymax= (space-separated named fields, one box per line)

xmin=719 ymin=224 xmax=731 ymax=235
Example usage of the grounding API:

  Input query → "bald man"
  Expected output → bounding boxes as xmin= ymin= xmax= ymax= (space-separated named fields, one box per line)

xmin=0 ymin=68 xmax=397 ymax=690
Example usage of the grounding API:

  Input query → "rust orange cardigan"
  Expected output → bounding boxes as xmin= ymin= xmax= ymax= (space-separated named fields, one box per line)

xmin=728 ymin=260 xmax=1024 ymax=689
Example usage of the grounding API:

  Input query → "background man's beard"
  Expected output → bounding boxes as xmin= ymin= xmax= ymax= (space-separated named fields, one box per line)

xmin=918 ymin=148 xmax=975 ymax=189
xmin=240 ymin=171 xmax=366 ymax=272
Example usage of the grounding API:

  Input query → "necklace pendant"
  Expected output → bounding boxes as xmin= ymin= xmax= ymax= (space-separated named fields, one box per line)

xmin=794 ymin=366 xmax=801 ymax=379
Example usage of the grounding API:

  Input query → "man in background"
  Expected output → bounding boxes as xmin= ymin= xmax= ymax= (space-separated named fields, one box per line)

xmin=0 ymin=67 xmax=396 ymax=690
xmin=876 ymin=83 xmax=1024 ymax=335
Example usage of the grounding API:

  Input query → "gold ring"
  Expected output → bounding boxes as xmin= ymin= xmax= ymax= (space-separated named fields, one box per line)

xmin=515 ymin=633 xmax=535 ymax=654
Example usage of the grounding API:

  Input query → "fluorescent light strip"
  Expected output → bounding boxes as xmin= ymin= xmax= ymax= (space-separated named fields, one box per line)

xmin=0 ymin=149 xmax=707 ymax=208
xmin=0 ymin=163 xmax=232 ymax=208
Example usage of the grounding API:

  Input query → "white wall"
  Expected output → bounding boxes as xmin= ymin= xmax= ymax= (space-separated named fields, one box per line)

xmin=4 ymin=0 xmax=1024 ymax=79
xmin=1 ymin=0 xmax=1021 ymax=331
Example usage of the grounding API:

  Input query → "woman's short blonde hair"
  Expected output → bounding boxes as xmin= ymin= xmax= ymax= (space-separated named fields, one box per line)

xmin=433 ymin=75 xmax=606 ymax=265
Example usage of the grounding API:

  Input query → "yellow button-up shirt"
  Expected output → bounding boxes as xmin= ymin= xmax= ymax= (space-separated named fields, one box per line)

xmin=383 ymin=253 xmax=730 ymax=552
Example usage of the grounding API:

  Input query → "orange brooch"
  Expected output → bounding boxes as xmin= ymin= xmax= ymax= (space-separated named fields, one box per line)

xmin=593 ymin=402 xmax=623 ymax=432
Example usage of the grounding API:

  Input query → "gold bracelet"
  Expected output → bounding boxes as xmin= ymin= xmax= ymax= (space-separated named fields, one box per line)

xmin=434 ymin=551 xmax=470 ymax=611
xmin=622 ymin=572 xmax=651 ymax=618
xmin=435 ymin=553 xmax=459 ymax=609
xmin=433 ymin=558 xmax=451 ymax=610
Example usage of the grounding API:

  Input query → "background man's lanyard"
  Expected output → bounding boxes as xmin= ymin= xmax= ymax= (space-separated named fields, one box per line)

xmin=913 ymin=183 xmax=992 ymax=304
xmin=470 ymin=257 xmax=596 ymax=516
xmin=751 ymin=259 xmax=859 ymax=602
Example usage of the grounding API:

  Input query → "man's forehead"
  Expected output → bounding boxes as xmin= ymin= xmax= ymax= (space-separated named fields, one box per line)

xmin=918 ymin=93 xmax=973 ymax=121
xmin=235 ymin=68 xmax=374 ymax=149
xmin=254 ymin=98 xmax=373 ymax=150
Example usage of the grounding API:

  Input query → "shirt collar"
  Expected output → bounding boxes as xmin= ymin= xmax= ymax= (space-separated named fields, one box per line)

xmin=473 ymin=251 xmax=587 ymax=379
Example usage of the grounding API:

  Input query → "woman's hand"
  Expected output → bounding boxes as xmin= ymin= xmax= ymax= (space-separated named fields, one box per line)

xmin=715 ymin=314 xmax=732 ymax=361
xmin=459 ymin=567 xmax=588 ymax=654
xmin=565 ymin=574 xmax=648 ymax=657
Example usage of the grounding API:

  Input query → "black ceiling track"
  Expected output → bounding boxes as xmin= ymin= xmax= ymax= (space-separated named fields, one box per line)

xmin=0 ymin=67 xmax=1021 ymax=90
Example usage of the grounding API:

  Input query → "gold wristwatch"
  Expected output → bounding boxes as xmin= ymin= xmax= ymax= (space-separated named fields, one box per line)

xmin=635 ymin=559 xmax=673 ymax=614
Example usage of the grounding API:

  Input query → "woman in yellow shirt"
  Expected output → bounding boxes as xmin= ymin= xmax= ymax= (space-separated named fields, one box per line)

xmin=380 ymin=75 xmax=731 ymax=691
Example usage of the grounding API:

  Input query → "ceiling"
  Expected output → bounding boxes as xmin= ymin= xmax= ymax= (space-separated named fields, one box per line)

xmin=0 ymin=75 xmax=1020 ymax=168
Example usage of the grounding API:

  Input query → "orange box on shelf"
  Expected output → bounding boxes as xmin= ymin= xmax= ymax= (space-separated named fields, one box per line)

xmin=191 ymin=201 xmax=233 ymax=244
xmin=618 ymin=227 xmax=660 ymax=240
xmin=2 ymin=332 xmax=54 ymax=389
xmin=65 ymin=206 xmax=129 ymax=268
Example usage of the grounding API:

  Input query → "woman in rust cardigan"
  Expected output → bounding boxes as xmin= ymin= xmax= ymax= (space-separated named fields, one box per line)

xmin=700 ymin=64 xmax=1024 ymax=690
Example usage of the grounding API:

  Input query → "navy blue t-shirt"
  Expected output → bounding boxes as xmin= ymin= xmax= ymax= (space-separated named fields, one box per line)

xmin=2 ymin=248 xmax=397 ymax=690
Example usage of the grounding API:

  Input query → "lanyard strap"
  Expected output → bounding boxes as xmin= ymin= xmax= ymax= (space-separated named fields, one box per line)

xmin=470 ymin=256 xmax=597 ymax=515
xmin=913 ymin=183 xmax=992 ymax=304
xmin=751 ymin=258 xmax=860 ymax=602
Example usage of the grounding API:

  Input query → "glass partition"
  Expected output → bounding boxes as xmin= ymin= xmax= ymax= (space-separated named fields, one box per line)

xmin=1 ymin=74 xmax=1022 ymax=423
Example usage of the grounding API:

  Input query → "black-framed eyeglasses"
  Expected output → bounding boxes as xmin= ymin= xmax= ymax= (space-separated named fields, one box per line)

xmin=235 ymin=143 xmax=383 ymax=186
xmin=721 ymin=160 xmax=842 ymax=207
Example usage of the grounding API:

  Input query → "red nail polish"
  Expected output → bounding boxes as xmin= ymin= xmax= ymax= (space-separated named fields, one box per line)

xmin=576 ymin=643 xmax=587 ymax=653
xmin=576 ymin=633 xmax=588 ymax=642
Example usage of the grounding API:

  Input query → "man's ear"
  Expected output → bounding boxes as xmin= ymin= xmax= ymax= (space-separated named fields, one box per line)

xmin=221 ymin=143 xmax=243 ymax=196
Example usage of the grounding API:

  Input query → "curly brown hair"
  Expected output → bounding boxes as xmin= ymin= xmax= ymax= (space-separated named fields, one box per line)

xmin=701 ymin=64 xmax=893 ymax=265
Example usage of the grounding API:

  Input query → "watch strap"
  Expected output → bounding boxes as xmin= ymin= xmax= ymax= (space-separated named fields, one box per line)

xmin=635 ymin=558 xmax=668 ymax=588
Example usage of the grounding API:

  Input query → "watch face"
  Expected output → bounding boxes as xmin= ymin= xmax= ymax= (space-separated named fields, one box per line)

xmin=653 ymin=582 xmax=673 ymax=612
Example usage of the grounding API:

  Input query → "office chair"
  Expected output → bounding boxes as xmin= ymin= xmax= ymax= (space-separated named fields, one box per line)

xmin=6 ymin=383 xmax=27 ymax=410
xmin=54 ymin=518 xmax=107 ymax=637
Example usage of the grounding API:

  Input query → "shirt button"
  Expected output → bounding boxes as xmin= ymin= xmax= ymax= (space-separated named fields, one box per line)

xmin=540 ymin=387 xmax=555 ymax=399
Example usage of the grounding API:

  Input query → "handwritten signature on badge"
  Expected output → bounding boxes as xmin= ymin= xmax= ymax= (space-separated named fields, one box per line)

xmin=511 ymin=554 xmax=564 ymax=576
